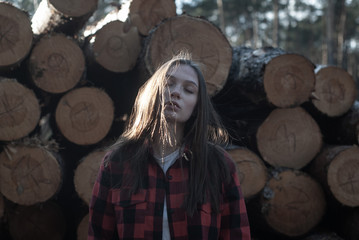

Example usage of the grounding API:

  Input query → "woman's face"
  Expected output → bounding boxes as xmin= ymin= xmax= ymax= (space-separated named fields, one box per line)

xmin=163 ymin=64 xmax=199 ymax=126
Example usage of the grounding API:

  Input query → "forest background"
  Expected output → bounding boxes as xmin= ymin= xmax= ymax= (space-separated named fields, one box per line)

xmin=8 ymin=0 xmax=359 ymax=97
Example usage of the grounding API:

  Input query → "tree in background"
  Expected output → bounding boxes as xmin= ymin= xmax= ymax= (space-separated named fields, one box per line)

xmin=180 ymin=0 xmax=358 ymax=85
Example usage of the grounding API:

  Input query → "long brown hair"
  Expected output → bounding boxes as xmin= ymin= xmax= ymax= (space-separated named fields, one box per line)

xmin=109 ymin=52 xmax=231 ymax=215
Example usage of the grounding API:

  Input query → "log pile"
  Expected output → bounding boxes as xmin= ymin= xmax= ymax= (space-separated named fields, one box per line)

xmin=0 ymin=1 xmax=358 ymax=240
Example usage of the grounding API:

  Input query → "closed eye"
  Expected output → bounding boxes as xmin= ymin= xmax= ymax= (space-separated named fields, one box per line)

xmin=185 ymin=87 xmax=195 ymax=94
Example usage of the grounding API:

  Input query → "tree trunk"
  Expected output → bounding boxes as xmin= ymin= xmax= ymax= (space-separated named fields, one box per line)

xmin=74 ymin=149 xmax=106 ymax=205
xmin=337 ymin=0 xmax=346 ymax=67
xmin=212 ymin=46 xmax=274 ymax=147
xmin=120 ymin=0 xmax=177 ymax=36
xmin=311 ymin=66 xmax=357 ymax=117
xmin=216 ymin=0 xmax=225 ymax=32
xmin=8 ymin=201 xmax=66 ymax=240
xmin=226 ymin=147 xmax=267 ymax=199
xmin=31 ymin=0 xmax=98 ymax=36
xmin=0 ymin=79 xmax=41 ymax=141
xmin=143 ymin=14 xmax=232 ymax=96
xmin=272 ymin=0 xmax=279 ymax=47
xmin=256 ymin=107 xmax=322 ymax=169
xmin=55 ymin=87 xmax=114 ymax=145
xmin=84 ymin=19 xmax=142 ymax=73
xmin=310 ymin=145 xmax=359 ymax=207
xmin=260 ymin=169 xmax=326 ymax=237
xmin=29 ymin=33 xmax=85 ymax=94
xmin=0 ymin=2 xmax=33 ymax=71
xmin=220 ymin=47 xmax=315 ymax=108
xmin=0 ymin=144 xmax=63 ymax=206
xmin=251 ymin=0 xmax=259 ymax=48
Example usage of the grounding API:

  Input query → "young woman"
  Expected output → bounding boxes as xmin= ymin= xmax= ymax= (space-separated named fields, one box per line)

xmin=88 ymin=53 xmax=251 ymax=240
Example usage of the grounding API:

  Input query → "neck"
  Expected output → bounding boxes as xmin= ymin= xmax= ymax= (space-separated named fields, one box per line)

xmin=152 ymin=122 xmax=184 ymax=158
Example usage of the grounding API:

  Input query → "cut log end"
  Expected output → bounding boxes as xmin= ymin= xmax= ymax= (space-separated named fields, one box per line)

xmin=0 ymin=146 xmax=62 ymax=205
xmin=327 ymin=145 xmax=359 ymax=207
xmin=29 ymin=34 xmax=85 ymax=93
xmin=263 ymin=54 xmax=315 ymax=108
xmin=0 ymin=80 xmax=41 ymax=141
xmin=261 ymin=170 xmax=326 ymax=237
xmin=77 ymin=213 xmax=90 ymax=240
xmin=93 ymin=20 xmax=141 ymax=72
xmin=74 ymin=150 xmax=106 ymax=205
xmin=145 ymin=15 xmax=232 ymax=96
xmin=256 ymin=107 xmax=322 ymax=169
xmin=49 ymin=0 xmax=98 ymax=17
xmin=8 ymin=202 xmax=66 ymax=240
xmin=0 ymin=3 xmax=33 ymax=68
xmin=129 ymin=0 xmax=177 ymax=35
xmin=312 ymin=66 xmax=357 ymax=117
xmin=55 ymin=87 xmax=114 ymax=145
xmin=227 ymin=148 xmax=267 ymax=199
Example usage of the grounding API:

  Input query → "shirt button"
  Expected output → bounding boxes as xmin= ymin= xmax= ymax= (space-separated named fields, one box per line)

xmin=167 ymin=175 xmax=173 ymax=180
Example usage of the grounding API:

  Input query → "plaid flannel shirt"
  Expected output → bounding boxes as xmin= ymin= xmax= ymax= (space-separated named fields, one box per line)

xmin=88 ymin=149 xmax=251 ymax=240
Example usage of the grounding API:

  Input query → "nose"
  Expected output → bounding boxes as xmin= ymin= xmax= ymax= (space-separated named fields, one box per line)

xmin=170 ymin=86 xmax=180 ymax=99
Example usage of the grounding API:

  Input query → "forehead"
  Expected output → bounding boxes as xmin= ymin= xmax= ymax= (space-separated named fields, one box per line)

xmin=167 ymin=64 xmax=199 ymax=85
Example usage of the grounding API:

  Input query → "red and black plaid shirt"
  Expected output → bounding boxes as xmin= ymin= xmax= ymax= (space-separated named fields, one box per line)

xmin=88 ymin=149 xmax=251 ymax=240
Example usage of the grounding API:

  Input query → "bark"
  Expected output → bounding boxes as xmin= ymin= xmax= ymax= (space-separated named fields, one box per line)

xmin=256 ymin=107 xmax=322 ymax=169
xmin=226 ymin=147 xmax=268 ymax=199
xmin=0 ymin=79 xmax=41 ymax=141
xmin=55 ymin=87 xmax=114 ymax=145
xmin=309 ymin=145 xmax=359 ymax=207
xmin=0 ymin=144 xmax=63 ymax=205
xmin=143 ymin=14 xmax=232 ymax=96
xmin=219 ymin=46 xmax=315 ymax=108
xmin=0 ymin=2 xmax=33 ymax=71
xmin=74 ymin=149 xmax=106 ymax=205
xmin=337 ymin=207 xmax=359 ymax=240
xmin=212 ymin=46 xmax=274 ymax=147
xmin=8 ymin=201 xmax=66 ymax=240
xmin=31 ymin=0 xmax=98 ymax=36
xmin=29 ymin=33 xmax=85 ymax=94
xmin=337 ymin=100 xmax=359 ymax=144
xmin=260 ymin=169 xmax=326 ymax=237
xmin=312 ymin=66 xmax=357 ymax=117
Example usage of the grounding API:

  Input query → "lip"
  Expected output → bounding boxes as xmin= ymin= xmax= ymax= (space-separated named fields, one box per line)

xmin=165 ymin=101 xmax=181 ymax=110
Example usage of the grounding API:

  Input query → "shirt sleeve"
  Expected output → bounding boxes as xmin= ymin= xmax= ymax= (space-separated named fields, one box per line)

xmin=219 ymin=151 xmax=251 ymax=240
xmin=88 ymin=152 xmax=117 ymax=240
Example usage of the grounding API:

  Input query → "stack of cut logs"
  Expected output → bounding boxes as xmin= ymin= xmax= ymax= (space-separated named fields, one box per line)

xmin=0 ymin=0 xmax=358 ymax=240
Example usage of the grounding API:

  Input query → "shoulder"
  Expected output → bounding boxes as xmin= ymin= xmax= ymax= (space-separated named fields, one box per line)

xmin=209 ymin=144 xmax=237 ymax=173
xmin=213 ymin=145 xmax=235 ymax=167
